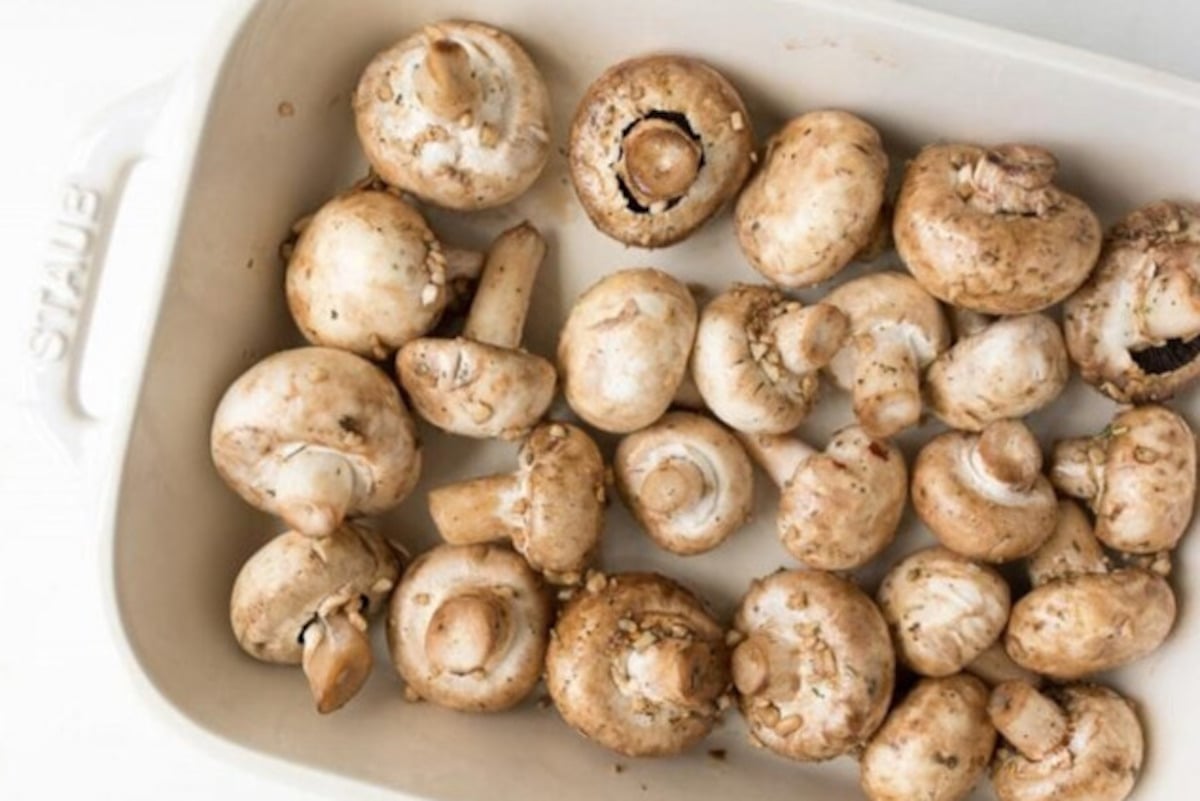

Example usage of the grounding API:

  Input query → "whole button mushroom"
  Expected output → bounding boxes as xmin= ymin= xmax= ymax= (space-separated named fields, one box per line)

xmin=546 ymin=572 xmax=730 ymax=757
xmin=397 ymin=222 xmax=556 ymax=440
xmin=913 ymin=420 xmax=1058 ymax=562
xmin=735 ymin=110 xmax=889 ymax=288
xmin=211 ymin=347 xmax=421 ymax=538
xmin=692 ymin=284 xmax=849 ymax=433
xmin=354 ymin=21 xmax=551 ymax=210
xmin=824 ymin=271 xmax=951 ymax=438
xmin=558 ymin=268 xmax=698 ymax=433
xmin=614 ymin=412 xmax=754 ymax=555
xmin=230 ymin=524 xmax=400 ymax=714
xmin=569 ymin=55 xmax=755 ymax=248
xmin=859 ymin=675 xmax=996 ymax=801
xmin=731 ymin=570 xmax=894 ymax=761
xmin=1051 ymin=404 xmax=1197 ymax=554
xmin=428 ymin=422 xmax=605 ymax=585
xmin=1065 ymin=201 xmax=1200 ymax=402
xmin=894 ymin=143 xmax=1102 ymax=314
xmin=388 ymin=543 xmax=552 ymax=712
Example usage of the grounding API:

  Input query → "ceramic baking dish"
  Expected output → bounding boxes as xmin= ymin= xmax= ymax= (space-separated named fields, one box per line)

xmin=29 ymin=0 xmax=1200 ymax=798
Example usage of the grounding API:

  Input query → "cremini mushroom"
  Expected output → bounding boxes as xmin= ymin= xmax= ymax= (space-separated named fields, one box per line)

xmin=691 ymin=284 xmax=848 ymax=433
xmin=569 ymin=55 xmax=755 ymax=248
xmin=1064 ymin=201 xmax=1200 ymax=402
xmin=1051 ymin=404 xmax=1197 ymax=554
xmin=397 ymin=222 xmax=556 ymax=440
xmin=230 ymin=523 xmax=400 ymax=714
xmin=211 ymin=347 xmax=421 ymax=538
xmin=558 ymin=268 xmax=698 ymax=433
xmin=731 ymin=570 xmax=894 ymax=761
xmin=428 ymin=422 xmax=605 ymax=584
xmin=824 ymin=271 xmax=951 ymax=438
xmin=387 ymin=543 xmax=552 ymax=711
xmin=894 ymin=143 xmax=1102 ymax=314
xmin=614 ymin=412 xmax=754 ymax=555
xmin=354 ymin=21 xmax=552 ymax=210
xmin=913 ymin=420 xmax=1057 ymax=562
xmin=860 ymin=674 xmax=995 ymax=801
xmin=735 ymin=110 xmax=889 ymax=287
xmin=546 ymin=572 xmax=730 ymax=757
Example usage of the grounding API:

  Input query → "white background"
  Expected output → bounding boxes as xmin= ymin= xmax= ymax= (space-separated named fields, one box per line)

xmin=0 ymin=1 xmax=1197 ymax=799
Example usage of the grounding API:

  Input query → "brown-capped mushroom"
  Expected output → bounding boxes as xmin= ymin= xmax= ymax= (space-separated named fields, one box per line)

xmin=569 ymin=55 xmax=755 ymax=248
xmin=546 ymin=572 xmax=729 ymax=757
xmin=397 ymin=222 xmax=556 ymax=440
xmin=387 ymin=543 xmax=551 ymax=711
xmin=428 ymin=422 xmax=604 ymax=584
xmin=860 ymin=674 xmax=996 ymax=801
xmin=211 ymin=347 xmax=421 ymax=538
xmin=731 ymin=570 xmax=894 ymax=761
xmin=913 ymin=420 xmax=1057 ymax=562
xmin=1050 ymin=404 xmax=1197 ymax=554
xmin=1064 ymin=201 xmax=1200 ymax=402
xmin=558 ymin=268 xmax=698 ymax=433
xmin=824 ymin=271 xmax=951 ymax=438
xmin=230 ymin=523 xmax=400 ymax=714
xmin=894 ymin=143 xmax=1102 ymax=314
xmin=354 ymin=21 xmax=551 ymax=210
xmin=735 ymin=110 xmax=889 ymax=287
xmin=691 ymin=284 xmax=848 ymax=433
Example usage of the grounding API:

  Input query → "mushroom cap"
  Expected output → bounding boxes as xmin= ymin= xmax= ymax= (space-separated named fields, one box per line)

xmin=230 ymin=524 xmax=399 ymax=664
xmin=860 ymin=675 xmax=995 ymax=801
xmin=992 ymin=684 xmax=1144 ymax=801
xmin=735 ymin=110 xmax=889 ymax=288
xmin=387 ymin=543 xmax=552 ymax=711
xmin=614 ymin=412 xmax=754 ymax=555
xmin=558 ymin=268 xmax=698 ymax=433
xmin=894 ymin=143 xmax=1102 ymax=314
xmin=1064 ymin=201 xmax=1200 ymax=402
xmin=396 ymin=337 xmax=556 ymax=440
xmin=211 ymin=348 xmax=421 ymax=535
xmin=926 ymin=314 xmax=1069 ymax=431
xmin=546 ymin=572 xmax=730 ymax=757
xmin=569 ymin=55 xmax=755 ymax=248
xmin=731 ymin=570 xmax=895 ymax=761
xmin=353 ymin=21 xmax=551 ymax=210
xmin=877 ymin=547 xmax=1011 ymax=677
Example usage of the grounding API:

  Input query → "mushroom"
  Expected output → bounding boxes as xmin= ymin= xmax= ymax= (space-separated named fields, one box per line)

xmin=731 ymin=570 xmax=894 ymax=761
xmin=569 ymin=55 xmax=755 ymax=248
xmin=211 ymin=347 xmax=421 ymax=538
xmin=925 ymin=314 xmax=1069 ymax=431
xmin=1064 ymin=200 xmax=1200 ymax=402
xmin=691 ymin=284 xmax=849 ymax=433
xmin=545 ymin=572 xmax=729 ymax=757
xmin=964 ymin=641 xmax=1043 ymax=689
xmin=859 ymin=674 xmax=995 ymax=801
xmin=353 ymin=21 xmax=552 ymax=210
xmin=893 ymin=142 xmax=1102 ymax=314
xmin=824 ymin=271 xmax=951 ymax=438
xmin=877 ymin=547 xmax=1011 ymax=677
xmin=427 ymin=422 xmax=605 ymax=584
xmin=1026 ymin=499 xmax=1110 ymax=587
xmin=230 ymin=523 xmax=400 ymax=714
xmin=1050 ymin=404 xmax=1197 ymax=554
xmin=397 ymin=222 xmax=556 ymax=440
xmin=912 ymin=420 xmax=1058 ymax=562
xmin=735 ymin=110 xmax=889 ymax=288
xmin=739 ymin=427 xmax=906 ymax=570
xmin=558 ymin=268 xmax=698 ymax=433
xmin=990 ymin=681 xmax=1144 ymax=801
xmin=387 ymin=543 xmax=552 ymax=711
xmin=614 ymin=412 xmax=754 ymax=555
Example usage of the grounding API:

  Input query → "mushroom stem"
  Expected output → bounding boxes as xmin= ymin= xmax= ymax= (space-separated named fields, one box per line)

xmin=461 ymin=222 xmax=546 ymax=348
xmin=1049 ymin=437 xmax=1103 ymax=500
xmin=428 ymin=472 xmax=524 ymax=546
xmin=731 ymin=634 xmax=771 ymax=696
xmin=628 ymin=637 xmax=717 ymax=707
xmin=415 ymin=35 xmax=480 ymax=123
xmin=640 ymin=457 xmax=707 ymax=515
xmin=444 ymin=246 xmax=485 ymax=284
xmin=275 ymin=448 xmax=356 ymax=537
xmin=769 ymin=303 xmax=849 ymax=376
xmin=965 ymin=641 xmax=1043 ymax=688
xmin=970 ymin=144 xmax=1058 ymax=215
xmin=851 ymin=330 xmax=922 ymax=438
xmin=621 ymin=117 xmax=702 ymax=204
xmin=1027 ymin=500 xmax=1110 ymax=587
xmin=988 ymin=681 xmax=1069 ymax=761
xmin=949 ymin=307 xmax=992 ymax=340
xmin=425 ymin=592 xmax=511 ymax=675
xmin=301 ymin=608 xmax=374 ymax=714
xmin=736 ymin=432 xmax=817 ymax=488
xmin=1141 ymin=268 xmax=1200 ymax=341
xmin=973 ymin=420 xmax=1043 ymax=491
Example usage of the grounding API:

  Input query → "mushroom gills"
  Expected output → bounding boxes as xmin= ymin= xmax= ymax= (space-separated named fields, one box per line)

xmin=617 ymin=110 xmax=705 ymax=213
xmin=1129 ymin=335 xmax=1200 ymax=375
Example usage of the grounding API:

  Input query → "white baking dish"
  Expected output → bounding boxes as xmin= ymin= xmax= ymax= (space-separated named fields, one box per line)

xmin=30 ymin=0 xmax=1200 ymax=798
